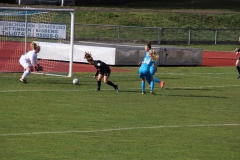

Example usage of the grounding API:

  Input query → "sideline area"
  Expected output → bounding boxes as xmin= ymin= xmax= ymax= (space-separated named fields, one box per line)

xmin=0 ymin=49 xmax=236 ymax=73
xmin=202 ymin=51 xmax=236 ymax=67
xmin=73 ymin=51 xmax=236 ymax=72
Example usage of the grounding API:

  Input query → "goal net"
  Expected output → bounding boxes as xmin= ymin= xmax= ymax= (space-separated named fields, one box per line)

xmin=0 ymin=7 xmax=75 ymax=77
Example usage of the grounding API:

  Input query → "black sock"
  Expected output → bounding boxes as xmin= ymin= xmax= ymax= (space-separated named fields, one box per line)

xmin=237 ymin=66 xmax=240 ymax=74
xmin=107 ymin=81 xmax=115 ymax=88
xmin=97 ymin=81 xmax=101 ymax=89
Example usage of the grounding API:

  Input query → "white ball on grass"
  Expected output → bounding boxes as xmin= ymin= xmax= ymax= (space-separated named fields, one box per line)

xmin=73 ymin=78 xmax=79 ymax=85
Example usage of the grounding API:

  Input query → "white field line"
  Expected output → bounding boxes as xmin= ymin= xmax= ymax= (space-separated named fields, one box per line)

xmin=1 ymin=84 xmax=240 ymax=93
xmin=1 ymin=123 xmax=239 ymax=137
xmin=1 ymin=72 xmax=238 ymax=81
xmin=169 ymin=84 xmax=240 ymax=89
xmin=0 ymin=72 xmax=237 ymax=78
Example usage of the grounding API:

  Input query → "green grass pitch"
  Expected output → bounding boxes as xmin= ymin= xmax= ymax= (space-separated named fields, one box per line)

xmin=0 ymin=66 xmax=240 ymax=159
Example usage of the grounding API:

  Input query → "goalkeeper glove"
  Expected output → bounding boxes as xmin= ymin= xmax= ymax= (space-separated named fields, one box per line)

xmin=34 ymin=64 xmax=40 ymax=72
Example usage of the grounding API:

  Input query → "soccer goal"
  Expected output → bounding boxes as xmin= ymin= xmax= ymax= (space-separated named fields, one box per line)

xmin=0 ymin=7 xmax=75 ymax=77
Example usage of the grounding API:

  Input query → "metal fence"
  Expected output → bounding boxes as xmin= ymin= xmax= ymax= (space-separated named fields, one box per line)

xmin=75 ymin=23 xmax=240 ymax=45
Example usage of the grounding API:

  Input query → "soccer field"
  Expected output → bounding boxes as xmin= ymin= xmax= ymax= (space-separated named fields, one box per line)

xmin=0 ymin=66 xmax=240 ymax=159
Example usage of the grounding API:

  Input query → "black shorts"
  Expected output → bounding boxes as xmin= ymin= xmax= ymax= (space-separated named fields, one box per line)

xmin=99 ymin=70 xmax=111 ymax=76
xmin=238 ymin=57 xmax=240 ymax=60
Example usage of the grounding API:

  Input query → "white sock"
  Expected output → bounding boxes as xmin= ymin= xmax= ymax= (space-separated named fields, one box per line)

xmin=22 ymin=70 xmax=30 ymax=79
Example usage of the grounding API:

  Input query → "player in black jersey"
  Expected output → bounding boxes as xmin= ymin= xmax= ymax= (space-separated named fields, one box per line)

xmin=84 ymin=52 xmax=119 ymax=92
xmin=235 ymin=47 xmax=240 ymax=79
xmin=234 ymin=37 xmax=240 ymax=79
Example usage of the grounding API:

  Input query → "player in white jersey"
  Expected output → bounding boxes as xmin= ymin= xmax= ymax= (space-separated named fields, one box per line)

xmin=19 ymin=42 xmax=41 ymax=83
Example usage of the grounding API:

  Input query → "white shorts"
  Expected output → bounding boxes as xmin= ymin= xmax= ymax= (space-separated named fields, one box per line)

xmin=19 ymin=56 xmax=32 ymax=68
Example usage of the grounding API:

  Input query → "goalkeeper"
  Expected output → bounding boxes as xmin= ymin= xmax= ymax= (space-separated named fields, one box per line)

xmin=19 ymin=41 xmax=43 ymax=83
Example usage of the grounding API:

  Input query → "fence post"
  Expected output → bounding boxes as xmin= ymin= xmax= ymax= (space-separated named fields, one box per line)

xmin=158 ymin=28 xmax=162 ymax=45
xmin=188 ymin=29 xmax=191 ymax=45
xmin=215 ymin=29 xmax=218 ymax=45
xmin=118 ymin=26 xmax=120 ymax=43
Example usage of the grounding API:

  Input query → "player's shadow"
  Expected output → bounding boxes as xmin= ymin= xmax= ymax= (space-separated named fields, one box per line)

xmin=119 ymin=90 xmax=162 ymax=95
xmin=121 ymin=90 xmax=143 ymax=93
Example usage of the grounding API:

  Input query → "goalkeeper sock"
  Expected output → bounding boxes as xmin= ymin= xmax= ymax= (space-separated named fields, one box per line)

xmin=107 ymin=81 xmax=115 ymax=88
xmin=237 ymin=66 xmax=240 ymax=74
xmin=22 ymin=70 xmax=30 ymax=79
xmin=97 ymin=81 xmax=101 ymax=90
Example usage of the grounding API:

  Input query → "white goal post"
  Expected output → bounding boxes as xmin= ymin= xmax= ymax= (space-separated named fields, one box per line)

xmin=0 ymin=7 xmax=75 ymax=77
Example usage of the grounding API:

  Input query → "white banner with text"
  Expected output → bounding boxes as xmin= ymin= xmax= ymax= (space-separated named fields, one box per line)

xmin=0 ymin=21 xmax=66 ymax=39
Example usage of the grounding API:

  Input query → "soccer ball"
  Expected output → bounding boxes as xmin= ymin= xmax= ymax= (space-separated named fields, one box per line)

xmin=73 ymin=78 xmax=79 ymax=85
